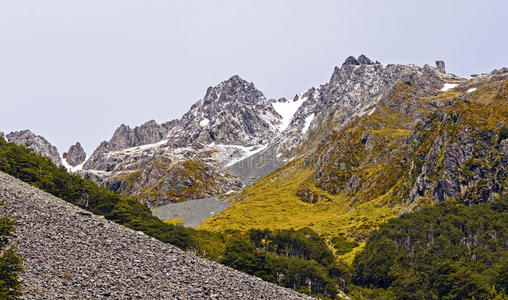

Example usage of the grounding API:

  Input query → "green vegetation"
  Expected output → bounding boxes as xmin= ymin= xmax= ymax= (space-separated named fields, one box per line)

xmin=331 ymin=235 xmax=359 ymax=255
xmin=0 ymin=202 xmax=23 ymax=299
xmin=201 ymin=77 xmax=508 ymax=255
xmin=0 ymin=136 xmax=205 ymax=250
xmin=1 ymin=75 xmax=506 ymax=299
xmin=220 ymin=228 xmax=351 ymax=298
xmin=352 ymin=195 xmax=508 ymax=299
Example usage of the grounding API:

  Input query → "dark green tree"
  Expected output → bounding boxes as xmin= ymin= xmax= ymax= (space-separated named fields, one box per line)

xmin=0 ymin=203 xmax=23 ymax=299
xmin=352 ymin=195 xmax=508 ymax=299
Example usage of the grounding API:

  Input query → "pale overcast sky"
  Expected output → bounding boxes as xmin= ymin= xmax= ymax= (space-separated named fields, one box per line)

xmin=1 ymin=0 xmax=507 ymax=154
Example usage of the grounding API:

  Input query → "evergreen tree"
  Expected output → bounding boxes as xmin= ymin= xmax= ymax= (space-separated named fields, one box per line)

xmin=0 ymin=202 xmax=23 ymax=299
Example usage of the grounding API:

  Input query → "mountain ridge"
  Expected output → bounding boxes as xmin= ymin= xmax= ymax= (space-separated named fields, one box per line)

xmin=3 ymin=56 xmax=505 ymax=212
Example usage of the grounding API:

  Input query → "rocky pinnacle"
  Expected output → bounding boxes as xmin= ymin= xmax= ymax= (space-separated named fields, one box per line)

xmin=63 ymin=142 xmax=87 ymax=167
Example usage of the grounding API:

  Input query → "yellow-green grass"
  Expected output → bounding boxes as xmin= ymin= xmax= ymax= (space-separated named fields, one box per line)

xmin=164 ymin=218 xmax=184 ymax=225
xmin=199 ymin=158 xmax=407 ymax=257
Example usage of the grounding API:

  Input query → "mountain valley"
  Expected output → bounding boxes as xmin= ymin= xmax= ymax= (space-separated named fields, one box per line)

xmin=1 ymin=55 xmax=507 ymax=299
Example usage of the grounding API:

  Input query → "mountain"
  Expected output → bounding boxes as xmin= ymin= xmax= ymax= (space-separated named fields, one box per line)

xmin=41 ymin=55 xmax=505 ymax=223
xmin=225 ymin=55 xmax=455 ymax=183
xmin=200 ymin=60 xmax=508 ymax=262
xmin=80 ymin=75 xmax=285 ymax=207
xmin=1 ymin=55 xmax=506 ymax=299
xmin=0 ymin=136 xmax=345 ymax=298
xmin=4 ymin=130 xmax=63 ymax=166
xmin=80 ymin=55 xmax=455 ymax=206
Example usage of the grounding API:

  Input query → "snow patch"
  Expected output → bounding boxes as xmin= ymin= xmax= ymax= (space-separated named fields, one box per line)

xmin=272 ymin=96 xmax=306 ymax=131
xmin=60 ymin=154 xmax=87 ymax=173
xmin=199 ymin=118 xmax=210 ymax=127
xmin=441 ymin=83 xmax=458 ymax=91
xmin=466 ymin=87 xmax=477 ymax=93
xmin=302 ymin=113 xmax=314 ymax=133
xmin=224 ymin=144 xmax=269 ymax=167
xmin=120 ymin=139 xmax=168 ymax=154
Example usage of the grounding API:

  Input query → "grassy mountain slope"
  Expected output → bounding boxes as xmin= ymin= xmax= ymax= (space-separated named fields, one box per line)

xmin=200 ymin=74 xmax=508 ymax=262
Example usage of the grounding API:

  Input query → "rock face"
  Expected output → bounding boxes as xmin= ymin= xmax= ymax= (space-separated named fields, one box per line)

xmin=342 ymin=56 xmax=360 ymax=66
xmin=5 ymin=130 xmax=62 ymax=166
xmin=0 ymin=171 xmax=313 ymax=299
xmin=63 ymin=142 xmax=86 ymax=167
xmin=169 ymin=75 xmax=280 ymax=147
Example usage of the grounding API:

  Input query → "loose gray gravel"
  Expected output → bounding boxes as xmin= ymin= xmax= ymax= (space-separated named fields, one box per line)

xmin=0 ymin=171 xmax=313 ymax=300
xmin=152 ymin=198 xmax=230 ymax=228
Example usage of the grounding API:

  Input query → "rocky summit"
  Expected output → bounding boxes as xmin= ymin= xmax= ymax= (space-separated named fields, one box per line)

xmin=63 ymin=142 xmax=86 ymax=167
xmin=5 ymin=130 xmax=63 ymax=166
xmin=0 ymin=171 xmax=313 ymax=300
xmin=79 ymin=75 xmax=286 ymax=207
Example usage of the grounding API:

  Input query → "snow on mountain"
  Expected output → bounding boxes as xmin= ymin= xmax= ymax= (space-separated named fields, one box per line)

xmin=441 ymin=83 xmax=458 ymax=91
xmin=271 ymin=96 xmax=306 ymax=131
xmin=61 ymin=153 xmax=87 ymax=172
xmin=302 ymin=113 xmax=314 ymax=133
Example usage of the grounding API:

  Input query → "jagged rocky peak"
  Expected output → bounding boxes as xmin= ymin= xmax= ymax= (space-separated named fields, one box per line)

xmin=490 ymin=67 xmax=508 ymax=75
xmin=435 ymin=60 xmax=446 ymax=73
xmin=342 ymin=54 xmax=377 ymax=66
xmin=104 ymin=120 xmax=168 ymax=152
xmin=343 ymin=56 xmax=360 ymax=66
xmin=5 ymin=130 xmax=62 ymax=166
xmin=202 ymin=75 xmax=264 ymax=105
xmin=171 ymin=74 xmax=280 ymax=147
xmin=63 ymin=142 xmax=86 ymax=167
xmin=83 ymin=119 xmax=169 ymax=170
xmin=358 ymin=54 xmax=375 ymax=65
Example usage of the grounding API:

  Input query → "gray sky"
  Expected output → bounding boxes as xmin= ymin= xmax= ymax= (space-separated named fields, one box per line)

xmin=1 ymin=0 xmax=507 ymax=155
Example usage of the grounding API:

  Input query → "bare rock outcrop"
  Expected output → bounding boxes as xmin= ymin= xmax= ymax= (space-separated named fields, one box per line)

xmin=63 ymin=142 xmax=86 ymax=167
xmin=5 ymin=130 xmax=62 ymax=166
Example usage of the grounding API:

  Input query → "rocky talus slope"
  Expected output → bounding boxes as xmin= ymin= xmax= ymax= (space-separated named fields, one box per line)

xmin=0 ymin=171 xmax=313 ymax=300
